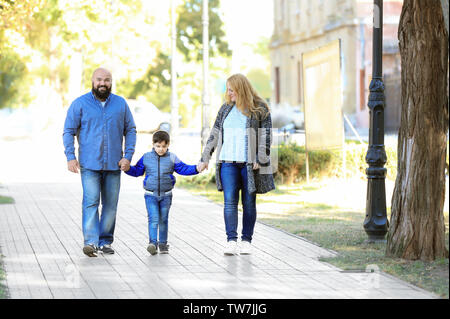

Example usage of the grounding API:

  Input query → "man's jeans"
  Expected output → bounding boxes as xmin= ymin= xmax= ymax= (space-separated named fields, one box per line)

xmin=80 ymin=168 xmax=121 ymax=247
xmin=144 ymin=194 xmax=173 ymax=246
xmin=220 ymin=163 xmax=257 ymax=243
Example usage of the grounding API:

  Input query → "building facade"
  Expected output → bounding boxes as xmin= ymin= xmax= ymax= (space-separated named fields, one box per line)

xmin=270 ymin=0 xmax=403 ymax=130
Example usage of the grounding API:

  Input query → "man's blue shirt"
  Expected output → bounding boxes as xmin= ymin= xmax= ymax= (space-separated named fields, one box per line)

xmin=63 ymin=92 xmax=137 ymax=171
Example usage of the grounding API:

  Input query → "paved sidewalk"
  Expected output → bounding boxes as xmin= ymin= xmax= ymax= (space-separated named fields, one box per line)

xmin=0 ymin=180 xmax=438 ymax=299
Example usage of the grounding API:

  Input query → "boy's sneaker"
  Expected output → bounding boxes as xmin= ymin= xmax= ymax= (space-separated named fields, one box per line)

xmin=147 ymin=243 xmax=158 ymax=255
xmin=159 ymin=243 xmax=169 ymax=254
xmin=224 ymin=241 xmax=238 ymax=255
xmin=240 ymin=241 xmax=252 ymax=255
xmin=99 ymin=244 xmax=115 ymax=254
xmin=83 ymin=244 xmax=98 ymax=257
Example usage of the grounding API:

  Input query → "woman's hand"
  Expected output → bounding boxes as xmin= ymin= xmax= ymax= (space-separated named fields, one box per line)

xmin=253 ymin=163 xmax=260 ymax=170
xmin=197 ymin=162 xmax=209 ymax=173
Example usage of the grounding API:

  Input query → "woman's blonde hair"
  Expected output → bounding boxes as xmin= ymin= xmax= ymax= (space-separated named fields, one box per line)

xmin=225 ymin=73 xmax=270 ymax=120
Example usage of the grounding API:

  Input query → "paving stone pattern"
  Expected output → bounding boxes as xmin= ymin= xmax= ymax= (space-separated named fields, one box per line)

xmin=0 ymin=181 xmax=438 ymax=299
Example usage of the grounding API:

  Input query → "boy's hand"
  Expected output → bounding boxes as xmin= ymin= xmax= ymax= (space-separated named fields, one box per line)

xmin=67 ymin=159 xmax=80 ymax=173
xmin=197 ymin=162 xmax=208 ymax=173
xmin=119 ymin=158 xmax=131 ymax=172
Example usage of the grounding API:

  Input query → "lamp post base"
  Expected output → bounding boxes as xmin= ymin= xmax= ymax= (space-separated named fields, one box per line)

xmin=364 ymin=173 xmax=388 ymax=242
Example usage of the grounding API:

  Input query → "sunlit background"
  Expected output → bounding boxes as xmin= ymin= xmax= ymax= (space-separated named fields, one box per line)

xmin=0 ymin=0 xmax=273 ymax=125
xmin=0 ymin=0 xmax=273 ymax=182
xmin=0 ymin=0 xmax=448 ymax=213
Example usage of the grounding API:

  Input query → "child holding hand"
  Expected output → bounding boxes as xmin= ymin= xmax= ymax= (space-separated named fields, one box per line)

xmin=124 ymin=130 xmax=203 ymax=255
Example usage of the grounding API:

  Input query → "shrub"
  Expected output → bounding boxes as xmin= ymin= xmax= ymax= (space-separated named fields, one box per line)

xmin=274 ymin=141 xmax=398 ymax=184
xmin=275 ymin=143 xmax=337 ymax=184
xmin=177 ymin=169 xmax=216 ymax=186
xmin=178 ymin=141 xmax=400 ymax=187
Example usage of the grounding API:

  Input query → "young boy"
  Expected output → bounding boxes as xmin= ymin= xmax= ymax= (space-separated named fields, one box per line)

xmin=124 ymin=130 xmax=201 ymax=255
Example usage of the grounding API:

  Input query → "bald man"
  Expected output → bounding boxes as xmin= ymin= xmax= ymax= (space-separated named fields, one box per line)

xmin=63 ymin=68 xmax=137 ymax=257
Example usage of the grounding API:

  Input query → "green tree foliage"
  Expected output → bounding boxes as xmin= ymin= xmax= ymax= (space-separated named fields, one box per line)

xmin=0 ymin=0 xmax=233 ymax=116
xmin=246 ymin=68 xmax=271 ymax=100
xmin=0 ymin=0 xmax=74 ymax=108
xmin=0 ymin=48 xmax=28 ymax=107
xmin=120 ymin=52 xmax=170 ymax=97
xmin=24 ymin=0 xmax=70 ymax=87
xmin=244 ymin=37 xmax=271 ymax=101
xmin=0 ymin=0 xmax=43 ymax=36
xmin=252 ymin=36 xmax=270 ymax=59
xmin=176 ymin=0 xmax=231 ymax=62
xmin=0 ymin=0 xmax=45 ymax=107
xmin=0 ymin=0 xmax=128 ymax=108
xmin=115 ymin=51 xmax=172 ymax=112
xmin=125 ymin=0 xmax=232 ymax=115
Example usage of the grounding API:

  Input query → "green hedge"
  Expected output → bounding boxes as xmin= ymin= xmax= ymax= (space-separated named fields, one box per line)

xmin=178 ymin=169 xmax=216 ymax=187
xmin=179 ymin=140 xmax=439 ymax=186
xmin=274 ymin=141 xmax=398 ymax=184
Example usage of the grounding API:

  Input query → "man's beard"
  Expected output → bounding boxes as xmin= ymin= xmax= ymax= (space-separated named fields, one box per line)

xmin=92 ymin=84 xmax=111 ymax=100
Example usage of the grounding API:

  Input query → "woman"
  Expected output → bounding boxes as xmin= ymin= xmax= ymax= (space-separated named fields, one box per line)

xmin=198 ymin=73 xmax=275 ymax=255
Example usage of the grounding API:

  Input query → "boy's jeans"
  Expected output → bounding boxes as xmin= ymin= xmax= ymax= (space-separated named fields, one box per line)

xmin=220 ymin=162 xmax=257 ymax=243
xmin=144 ymin=193 xmax=173 ymax=246
xmin=80 ymin=168 xmax=121 ymax=247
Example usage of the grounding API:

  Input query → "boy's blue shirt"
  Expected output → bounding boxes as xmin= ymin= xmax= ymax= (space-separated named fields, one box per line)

xmin=126 ymin=149 xmax=198 ymax=189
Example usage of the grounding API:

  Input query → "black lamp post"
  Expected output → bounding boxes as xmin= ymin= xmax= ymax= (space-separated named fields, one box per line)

xmin=363 ymin=0 xmax=388 ymax=242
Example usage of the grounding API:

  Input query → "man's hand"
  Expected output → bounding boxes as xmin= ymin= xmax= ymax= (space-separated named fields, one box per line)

xmin=67 ymin=159 xmax=80 ymax=173
xmin=197 ymin=162 xmax=208 ymax=173
xmin=119 ymin=158 xmax=131 ymax=172
xmin=253 ymin=162 xmax=260 ymax=170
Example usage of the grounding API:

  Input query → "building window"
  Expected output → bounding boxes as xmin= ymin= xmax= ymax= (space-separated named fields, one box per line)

xmin=359 ymin=69 xmax=366 ymax=110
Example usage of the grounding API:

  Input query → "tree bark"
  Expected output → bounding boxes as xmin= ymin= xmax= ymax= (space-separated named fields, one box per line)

xmin=386 ymin=0 xmax=449 ymax=261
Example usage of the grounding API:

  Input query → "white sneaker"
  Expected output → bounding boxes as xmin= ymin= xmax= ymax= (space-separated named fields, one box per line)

xmin=224 ymin=241 xmax=238 ymax=255
xmin=240 ymin=241 xmax=252 ymax=255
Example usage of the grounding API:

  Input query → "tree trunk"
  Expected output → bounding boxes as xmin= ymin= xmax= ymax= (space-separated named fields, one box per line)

xmin=386 ymin=0 xmax=449 ymax=261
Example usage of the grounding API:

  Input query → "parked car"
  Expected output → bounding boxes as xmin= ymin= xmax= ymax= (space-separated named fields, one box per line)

xmin=127 ymin=99 xmax=172 ymax=134
xmin=271 ymin=104 xmax=304 ymax=130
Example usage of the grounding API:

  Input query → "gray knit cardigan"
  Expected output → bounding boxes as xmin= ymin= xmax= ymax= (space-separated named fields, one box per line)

xmin=200 ymin=103 xmax=276 ymax=194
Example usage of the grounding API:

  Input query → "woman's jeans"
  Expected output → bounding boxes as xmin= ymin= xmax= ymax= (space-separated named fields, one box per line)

xmin=220 ymin=163 xmax=257 ymax=243
xmin=80 ymin=168 xmax=121 ymax=247
xmin=144 ymin=194 xmax=173 ymax=246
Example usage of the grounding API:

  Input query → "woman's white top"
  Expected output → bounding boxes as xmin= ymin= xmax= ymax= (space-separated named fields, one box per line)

xmin=219 ymin=105 xmax=248 ymax=162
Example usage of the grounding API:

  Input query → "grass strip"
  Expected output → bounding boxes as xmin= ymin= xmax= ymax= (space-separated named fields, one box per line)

xmin=0 ymin=195 xmax=14 ymax=204
xmin=178 ymin=180 xmax=449 ymax=298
